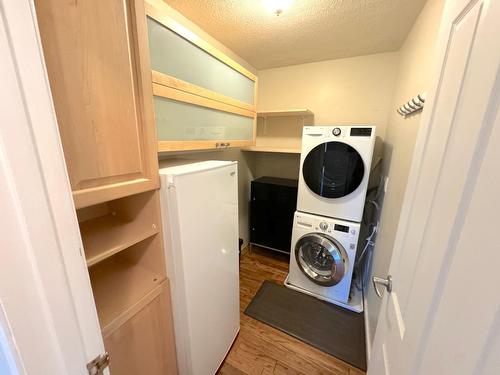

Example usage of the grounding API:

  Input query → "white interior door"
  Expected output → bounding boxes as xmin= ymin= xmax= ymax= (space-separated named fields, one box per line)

xmin=0 ymin=0 xmax=106 ymax=373
xmin=369 ymin=0 xmax=500 ymax=373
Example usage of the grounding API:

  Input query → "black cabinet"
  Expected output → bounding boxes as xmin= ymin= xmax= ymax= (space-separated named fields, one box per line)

xmin=250 ymin=177 xmax=298 ymax=254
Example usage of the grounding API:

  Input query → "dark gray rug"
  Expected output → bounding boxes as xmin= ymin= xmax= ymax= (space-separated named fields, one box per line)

xmin=244 ymin=281 xmax=366 ymax=371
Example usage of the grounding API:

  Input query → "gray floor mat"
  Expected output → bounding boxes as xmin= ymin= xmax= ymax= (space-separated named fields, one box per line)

xmin=244 ymin=280 xmax=367 ymax=371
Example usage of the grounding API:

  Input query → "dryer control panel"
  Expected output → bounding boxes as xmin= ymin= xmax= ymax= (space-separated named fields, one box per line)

xmin=303 ymin=125 xmax=375 ymax=140
xmin=350 ymin=127 xmax=373 ymax=137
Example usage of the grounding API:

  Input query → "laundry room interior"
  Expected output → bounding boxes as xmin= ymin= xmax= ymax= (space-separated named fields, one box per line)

xmin=151 ymin=0 xmax=443 ymax=371
xmin=3 ymin=0 xmax=500 ymax=374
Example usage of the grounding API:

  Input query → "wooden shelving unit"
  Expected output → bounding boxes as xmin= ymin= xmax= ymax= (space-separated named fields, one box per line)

xmin=76 ymin=189 xmax=176 ymax=373
xmin=241 ymin=146 xmax=300 ymax=154
xmin=101 ymin=280 xmax=165 ymax=338
xmin=78 ymin=191 xmax=161 ymax=267
xmin=257 ymin=109 xmax=313 ymax=118
xmin=88 ymin=235 xmax=166 ymax=332
xmin=35 ymin=0 xmax=178 ymax=371
xmin=80 ymin=215 xmax=159 ymax=267
xmin=76 ymin=188 xmax=177 ymax=374
xmin=242 ymin=109 xmax=314 ymax=153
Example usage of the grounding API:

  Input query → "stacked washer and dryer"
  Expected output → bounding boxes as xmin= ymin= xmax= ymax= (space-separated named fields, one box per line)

xmin=285 ymin=126 xmax=376 ymax=312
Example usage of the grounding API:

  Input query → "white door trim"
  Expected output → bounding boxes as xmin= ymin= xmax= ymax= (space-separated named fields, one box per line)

xmin=369 ymin=0 xmax=500 ymax=372
xmin=0 ymin=0 xmax=105 ymax=373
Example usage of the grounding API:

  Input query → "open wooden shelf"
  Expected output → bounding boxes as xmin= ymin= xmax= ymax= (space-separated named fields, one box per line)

xmin=80 ymin=189 xmax=176 ymax=373
xmin=257 ymin=109 xmax=313 ymax=118
xmin=80 ymin=215 xmax=159 ymax=267
xmin=241 ymin=146 xmax=300 ymax=154
xmin=89 ymin=233 xmax=166 ymax=332
xmin=77 ymin=191 xmax=161 ymax=267
xmin=101 ymin=280 xmax=164 ymax=338
xmin=246 ymin=114 xmax=313 ymax=153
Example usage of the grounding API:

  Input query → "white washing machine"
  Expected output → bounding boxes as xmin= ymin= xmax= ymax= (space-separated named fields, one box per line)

xmin=297 ymin=125 xmax=376 ymax=222
xmin=285 ymin=211 xmax=362 ymax=311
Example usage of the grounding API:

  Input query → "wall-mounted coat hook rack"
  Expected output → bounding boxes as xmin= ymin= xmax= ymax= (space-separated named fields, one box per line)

xmin=397 ymin=93 xmax=426 ymax=117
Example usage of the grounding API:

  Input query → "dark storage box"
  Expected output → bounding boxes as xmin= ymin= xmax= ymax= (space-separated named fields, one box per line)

xmin=250 ymin=177 xmax=298 ymax=254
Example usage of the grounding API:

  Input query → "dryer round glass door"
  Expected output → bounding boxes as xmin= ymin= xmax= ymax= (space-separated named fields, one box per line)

xmin=302 ymin=141 xmax=365 ymax=198
xmin=295 ymin=233 xmax=348 ymax=286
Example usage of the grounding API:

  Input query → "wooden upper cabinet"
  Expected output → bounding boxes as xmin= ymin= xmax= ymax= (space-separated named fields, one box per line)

xmin=35 ymin=0 xmax=159 ymax=208
xmin=145 ymin=0 xmax=258 ymax=152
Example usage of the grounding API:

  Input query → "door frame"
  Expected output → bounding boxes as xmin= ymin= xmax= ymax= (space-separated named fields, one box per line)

xmin=370 ymin=0 xmax=499 ymax=371
xmin=368 ymin=0 xmax=450 ymax=364
xmin=0 ymin=0 xmax=105 ymax=373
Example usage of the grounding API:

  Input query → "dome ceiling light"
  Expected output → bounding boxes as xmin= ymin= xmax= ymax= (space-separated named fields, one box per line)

xmin=262 ymin=0 xmax=294 ymax=16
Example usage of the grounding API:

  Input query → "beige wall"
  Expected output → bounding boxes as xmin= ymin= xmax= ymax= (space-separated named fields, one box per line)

xmin=252 ymin=152 xmax=301 ymax=180
xmin=257 ymin=52 xmax=399 ymax=134
xmin=256 ymin=52 xmax=400 ymax=179
xmin=365 ymin=0 xmax=444 ymax=344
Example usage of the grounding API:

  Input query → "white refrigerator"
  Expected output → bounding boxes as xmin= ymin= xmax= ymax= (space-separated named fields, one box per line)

xmin=159 ymin=160 xmax=240 ymax=375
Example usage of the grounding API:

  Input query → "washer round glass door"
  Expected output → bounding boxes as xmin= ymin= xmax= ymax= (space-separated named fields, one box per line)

xmin=302 ymin=141 xmax=365 ymax=198
xmin=295 ymin=233 xmax=348 ymax=286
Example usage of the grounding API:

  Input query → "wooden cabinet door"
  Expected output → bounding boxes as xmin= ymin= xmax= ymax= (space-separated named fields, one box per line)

xmin=35 ymin=0 xmax=158 ymax=208
xmin=103 ymin=281 xmax=178 ymax=375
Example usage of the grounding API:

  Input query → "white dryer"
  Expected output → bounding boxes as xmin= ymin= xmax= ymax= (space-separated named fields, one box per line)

xmin=297 ymin=125 xmax=376 ymax=222
xmin=285 ymin=211 xmax=361 ymax=310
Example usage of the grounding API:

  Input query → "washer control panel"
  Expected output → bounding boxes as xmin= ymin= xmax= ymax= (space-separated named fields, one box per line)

xmin=296 ymin=214 xmax=358 ymax=237
xmin=334 ymin=224 xmax=349 ymax=233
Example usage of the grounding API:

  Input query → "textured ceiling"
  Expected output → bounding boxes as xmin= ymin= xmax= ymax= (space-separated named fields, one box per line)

xmin=164 ymin=0 xmax=427 ymax=70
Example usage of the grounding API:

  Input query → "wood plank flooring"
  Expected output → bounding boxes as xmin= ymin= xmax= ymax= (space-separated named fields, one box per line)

xmin=217 ymin=247 xmax=365 ymax=375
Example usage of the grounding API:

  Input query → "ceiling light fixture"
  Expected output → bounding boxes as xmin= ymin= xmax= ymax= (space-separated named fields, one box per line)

xmin=262 ymin=0 xmax=294 ymax=16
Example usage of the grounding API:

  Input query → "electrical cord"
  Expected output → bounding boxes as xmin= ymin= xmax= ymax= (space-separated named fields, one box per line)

xmin=354 ymin=195 xmax=382 ymax=291
xmin=353 ymin=172 xmax=385 ymax=292
xmin=354 ymin=222 xmax=377 ymax=291
xmin=356 ymin=223 xmax=377 ymax=268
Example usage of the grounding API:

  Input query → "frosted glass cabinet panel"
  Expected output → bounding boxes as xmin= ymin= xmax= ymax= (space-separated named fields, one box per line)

xmin=145 ymin=0 xmax=257 ymax=152
xmin=147 ymin=17 xmax=255 ymax=105
xmin=155 ymin=97 xmax=254 ymax=141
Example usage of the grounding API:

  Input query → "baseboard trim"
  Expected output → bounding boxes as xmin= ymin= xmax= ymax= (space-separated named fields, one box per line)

xmin=363 ymin=290 xmax=372 ymax=364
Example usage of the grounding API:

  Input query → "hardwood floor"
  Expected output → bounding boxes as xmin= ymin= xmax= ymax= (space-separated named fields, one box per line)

xmin=217 ymin=246 xmax=365 ymax=375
